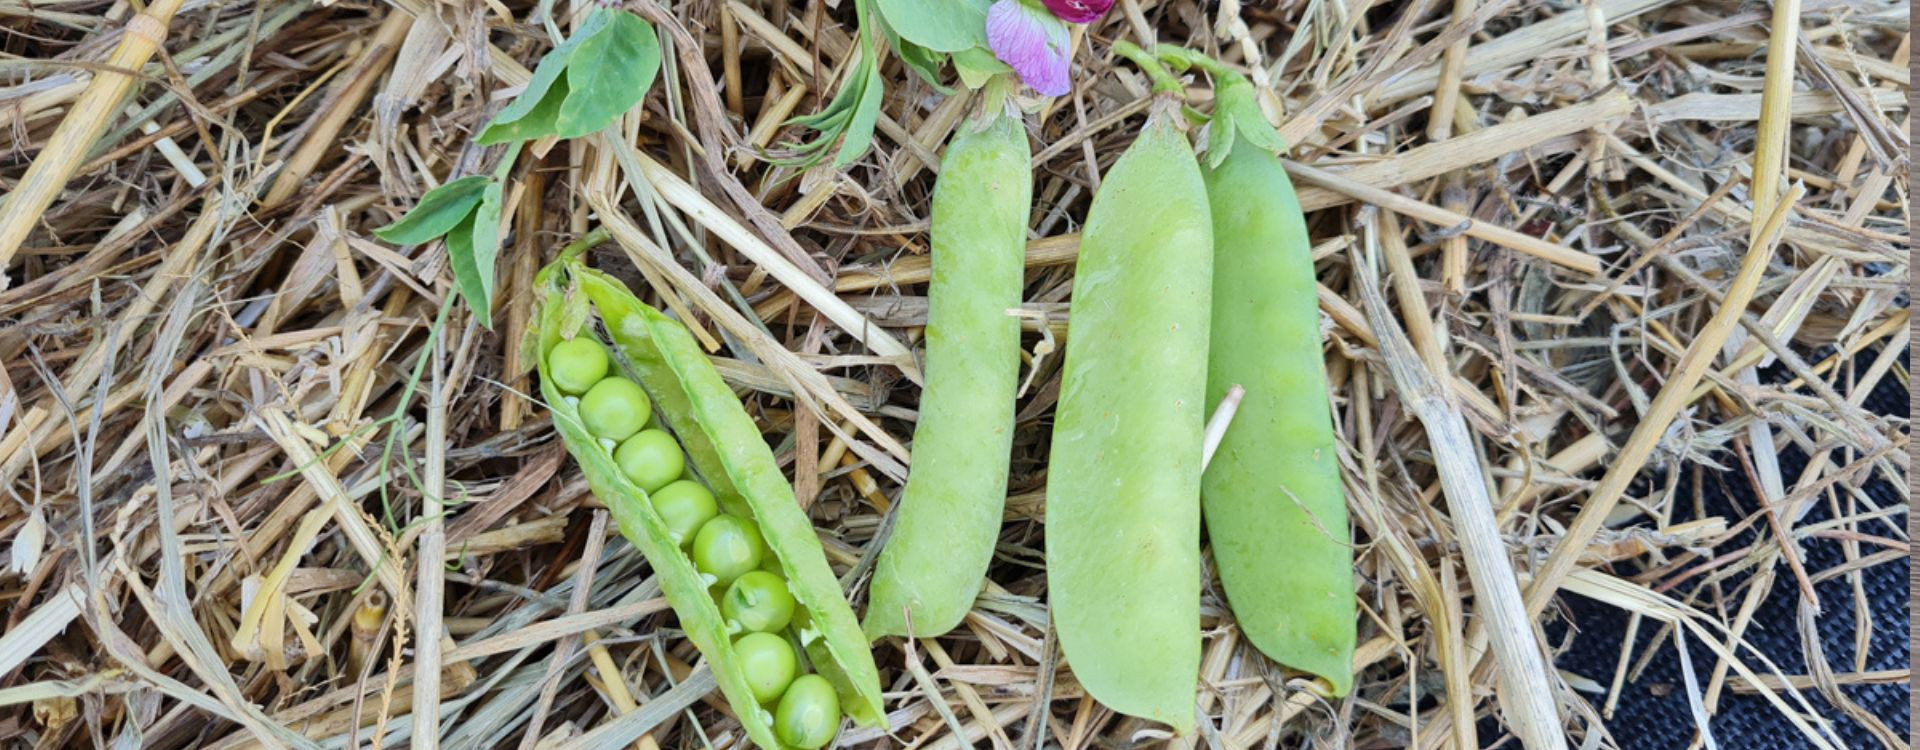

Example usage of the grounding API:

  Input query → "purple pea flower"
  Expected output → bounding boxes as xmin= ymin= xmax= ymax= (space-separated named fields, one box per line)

xmin=1041 ymin=0 xmax=1112 ymax=24
xmin=986 ymin=0 xmax=1072 ymax=96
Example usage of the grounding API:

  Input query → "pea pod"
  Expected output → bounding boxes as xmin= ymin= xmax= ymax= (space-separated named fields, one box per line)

xmin=535 ymin=262 xmax=884 ymax=749
xmin=1193 ymin=61 xmax=1356 ymax=695
xmin=864 ymin=107 xmax=1030 ymax=640
xmin=1043 ymin=44 xmax=1209 ymax=733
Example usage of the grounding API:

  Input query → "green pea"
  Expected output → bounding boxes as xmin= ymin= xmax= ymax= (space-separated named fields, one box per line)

xmin=1044 ymin=43 xmax=1206 ymax=735
xmin=1196 ymin=67 xmax=1355 ymax=697
xmin=723 ymin=570 xmax=796 ymax=634
xmin=650 ymin=480 xmax=719 ymax=546
xmin=865 ymin=111 xmax=1030 ymax=641
xmin=733 ymin=632 xmax=798 ymax=704
xmin=615 ymin=429 xmax=685 ymax=492
xmin=691 ymin=514 xmax=764 ymax=586
xmin=579 ymin=377 xmax=651 ymax=441
xmin=773 ymin=674 xmax=841 ymax=749
xmin=547 ymin=337 xmax=610 ymax=395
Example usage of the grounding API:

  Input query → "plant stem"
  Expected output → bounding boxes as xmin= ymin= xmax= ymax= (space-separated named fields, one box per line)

xmin=1151 ymin=45 xmax=1234 ymax=82
xmin=555 ymin=228 xmax=614 ymax=266
xmin=1110 ymin=40 xmax=1184 ymax=96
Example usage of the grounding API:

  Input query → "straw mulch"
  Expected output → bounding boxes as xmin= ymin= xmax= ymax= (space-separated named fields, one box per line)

xmin=0 ymin=0 xmax=1908 ymax=747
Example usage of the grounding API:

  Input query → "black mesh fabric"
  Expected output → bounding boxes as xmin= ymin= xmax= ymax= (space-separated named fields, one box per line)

xmin=1536 ymin=349 xmax=1911 ymax=749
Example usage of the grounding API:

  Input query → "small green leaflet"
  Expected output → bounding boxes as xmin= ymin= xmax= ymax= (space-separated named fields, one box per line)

xmin=480 ymin=76 xmax=573 ymax=145
xmin=477 ymin=8 xmax=611 ymax=144
xmin=477 ymin=7 xmax=661 ymax=145
xmin=372 ymin=176 xmax=490 ymax=245
xmin=837 ymin=62 xmax=886 ymax=166
xmin=777 ymin=56 xmax=877 ymax=167
xmin=443 ymin=213 xmax=481 ymax=325
xmin=952 ymin=46 xmax=1010 ymax=89
xmin=881 ymin=17 xmax=953 ymax=93
xmin=874 ymin=0 xmax=991 ymax=53
xmin=374 ymin=177 xmax=503 ymax=330
xmin=371 ymin=140 xmax=517 ymax=329
xmin=459 ymin=179 xmax=505 ymax=329
xmin=779 ymin=0 xmax=885 ymax=168
xmin=1205 ymin=77 xmax=1288 ymax=168
xmin=556 ymin=10 xmax=661 ymax=138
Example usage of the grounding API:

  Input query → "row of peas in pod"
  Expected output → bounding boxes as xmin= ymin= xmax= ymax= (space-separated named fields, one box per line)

xmin=547 ymin=336 xmax=841 ymax=750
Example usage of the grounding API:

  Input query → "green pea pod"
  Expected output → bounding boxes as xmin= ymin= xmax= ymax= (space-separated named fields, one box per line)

xmin=536 ymin=264 xmax=885 ymax=748
xmin=1199 ymin=74 xmax=1356 ymax=696
xmin=1044 ymin=96 xmax=1211 ymax=732
xmin=865 ymin=111 xmax=1030 ymax=640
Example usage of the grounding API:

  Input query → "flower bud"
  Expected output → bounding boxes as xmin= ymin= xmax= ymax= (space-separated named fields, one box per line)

xmin=1042 ymin=0 xmax=1112 ymax=23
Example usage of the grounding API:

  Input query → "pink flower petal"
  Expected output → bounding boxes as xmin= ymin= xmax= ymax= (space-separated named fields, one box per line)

xmin=987 ymin=0 xmax=1071 ymax=96
xmin=1041 ymin=0 xmax=1111 ymax=24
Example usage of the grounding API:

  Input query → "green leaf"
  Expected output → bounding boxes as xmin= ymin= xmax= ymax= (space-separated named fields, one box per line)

xmin=778 ymin=0 xmax=888 ymax=168
xmin=476 ymin=7 xmax=613 ymax=144
xmin=372 ymin=176 xmax=489 ymax=245
xmin=557 ymin=10 xmax=661 ymax=138
xmin=874 ymin=0 xmax=990 ymax=53
xmin=833 ymin=62 xmax=887 ymax=168
xmin=881 ymin=17 xmax=953 ymax=93
xmin=952 ymin=46 xmax=1010 ymax=89
xmin=444 ymin=214 xmax=478 ymax=317
xmin=478 ymin=76 xmax=571 ymax=144
xmin=449 ymin=181 xmax=503 ymax=329
xmin=774 ymin=61 xmax=867 ymax=164
xmin=786 ymin=81 xmax=860 ymax=130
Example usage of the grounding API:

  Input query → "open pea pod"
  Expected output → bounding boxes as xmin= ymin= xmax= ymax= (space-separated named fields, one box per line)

xmin=535 ymin=262 xmax=885 ymax=747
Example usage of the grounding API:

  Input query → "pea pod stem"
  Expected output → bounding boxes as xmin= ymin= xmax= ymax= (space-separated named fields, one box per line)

xmin=1150 ymin=45 xmax=1236 ymax=82
xmin=1109 ymin=40 xmax=1185 ymax=96
xmin=556 ymin=228 xmax=611 ymax=266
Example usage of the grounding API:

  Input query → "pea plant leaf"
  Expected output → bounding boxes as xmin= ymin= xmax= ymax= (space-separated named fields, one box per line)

xmin=453 ymin=179 xmax=506 ymax=329
xmin=556 ymin=10 xmax=661 ymax=138
xmin=881 ymin=17 xmax=954 ymax=93
xmin=778 ymin=0 xmax=886 ymax=168
xmin=951 ymin=45 xmax=1010 ymax=89
xmin=874 ymin=0 xmax=991 ymax=53
xmin=479 ymin=76 xmax=573 ymax=145
xmin=835 ymin=61 xmax=887 ymax=167
xmin=778 ymin=62 xmax=875 ymax=166
xmin=476 ymin=7 xmax=614 ymax=144
xmin=372 ymin=176 xmax=490 ymax=245
xmin=786 ymin=58 xmax=866 ymax=133
xmin=443 ymin=212 xmax=480 ymax=322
